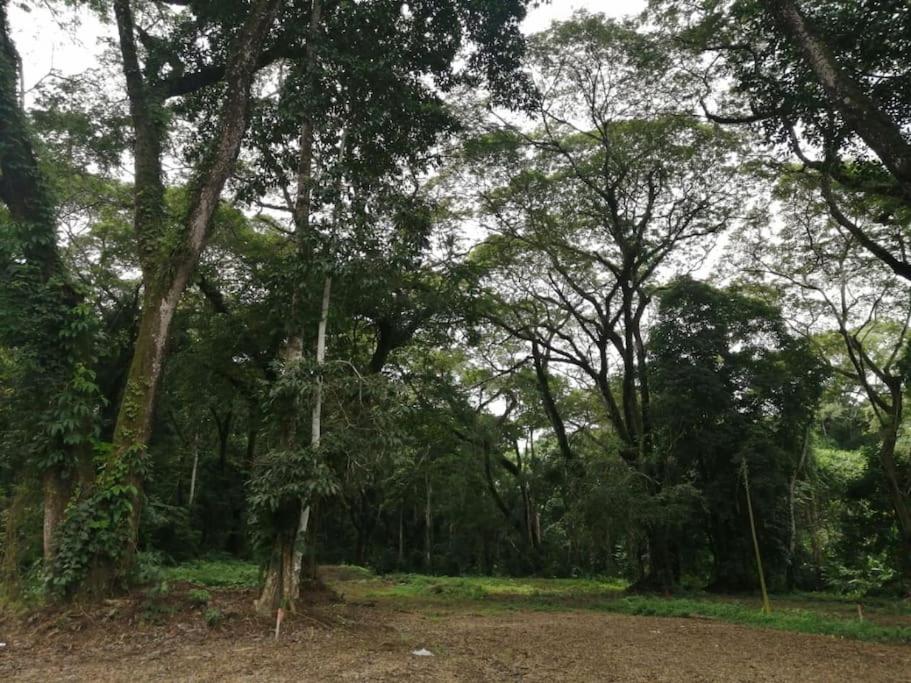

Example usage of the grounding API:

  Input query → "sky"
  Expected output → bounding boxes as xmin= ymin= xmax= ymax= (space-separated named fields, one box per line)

xmin=10 ymin=1 xmax=646 ymax=96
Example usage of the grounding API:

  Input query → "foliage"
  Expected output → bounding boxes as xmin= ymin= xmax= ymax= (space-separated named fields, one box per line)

xmin=161 ymin=559 xmax=261 ymax=589
xmin=188 ymin=588 xmax=211 ymax=606
xmin=2 ymin=0 xmax=910 ymax=614
xmin=203 ymin=606 xmax=223 ymax=628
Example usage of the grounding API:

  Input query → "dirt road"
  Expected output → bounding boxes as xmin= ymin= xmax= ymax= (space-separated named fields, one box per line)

xmin=2 ymin=591 xmax=909 ymax=681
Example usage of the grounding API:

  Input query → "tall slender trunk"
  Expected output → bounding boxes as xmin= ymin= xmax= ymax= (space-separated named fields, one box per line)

xmin=188 ymin=435 xmax=200 ymax=506
xmin=291 ymin=276 xmax=331 ymax=584
xmin=879 ymin=417 xmax=911 ymax=582
xmin=809 ymin=489 xmax=823 ymax=586
xmin=424 ymin=473 xmax=432 ymax=569
xmin=786 ymin=428 xmax=811 ymax=589
xmin=398 ymin=507 xmax=405 ymax=569
xmin=255 ymin=0 xmax=324 ymax=615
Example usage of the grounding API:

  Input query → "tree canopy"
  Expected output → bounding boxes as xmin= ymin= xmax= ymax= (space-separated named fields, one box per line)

xmin=1 ymin=0 xmax=910 ymax=607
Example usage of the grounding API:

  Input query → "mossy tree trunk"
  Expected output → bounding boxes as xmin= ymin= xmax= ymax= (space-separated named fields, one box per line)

xmin=93 ymin=0 xmax=284 ymax=590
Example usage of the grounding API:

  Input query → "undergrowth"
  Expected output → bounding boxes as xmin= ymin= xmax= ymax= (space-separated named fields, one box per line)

xmin=160 ymin=559 xmax=260 ymax=588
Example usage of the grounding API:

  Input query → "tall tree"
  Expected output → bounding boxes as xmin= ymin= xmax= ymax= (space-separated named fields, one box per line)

xmin=468 ymin=14 xmax=747 ymax=588
xmin=0 ymin=0 xmax=100 ymax=569
xmin=244 ymin=0 xmax=534 ymax=612
xmin=655 ymin=0 xmax=911 ymax=279
xmin=739 ymin=172 xmax=911 ymax=583
xmin=43 ymin=0 xmax=286 ymax=595
xmin=650 ymin=278 xmax=824 ymax=590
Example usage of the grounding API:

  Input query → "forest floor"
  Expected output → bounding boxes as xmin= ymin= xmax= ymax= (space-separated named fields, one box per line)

xmin=1 ymin=563 xmax=910 ymax=682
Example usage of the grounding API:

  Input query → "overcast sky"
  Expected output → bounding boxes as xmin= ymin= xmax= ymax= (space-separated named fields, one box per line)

xmin=10 ymin=1 xmax=646 ymax=95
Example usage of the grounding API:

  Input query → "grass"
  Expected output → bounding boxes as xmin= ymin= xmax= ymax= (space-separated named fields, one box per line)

xmin=341 ymin=572 xmax=911 ymax=644
xmin=161 ymin=558 xmax=260 ymax=588
xmin=596 ymin=595 xmax=911 ymax=643
xmin=160 ymin=560 xmax=911 ymax=644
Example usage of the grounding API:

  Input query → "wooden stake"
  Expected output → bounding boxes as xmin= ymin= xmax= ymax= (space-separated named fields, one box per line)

xmin=275 ymin=607 xmax=285 ymax=640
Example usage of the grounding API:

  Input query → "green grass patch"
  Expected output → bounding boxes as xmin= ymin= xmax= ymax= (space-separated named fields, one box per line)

xmin=592 ymin=596 xmax=911 ymax=644
xmin=157 ymin=564 xmax=911 ymax=644
xmin=344 ymin=573 xmax=911 ymax=644
xmin=161 ymin=559 xmax=260 ymax=589
xmin=368 ymin=574 xmax=627 ymax=602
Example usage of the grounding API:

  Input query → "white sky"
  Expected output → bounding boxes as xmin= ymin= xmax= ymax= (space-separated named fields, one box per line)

xmin=10 ymin=1 xmax=646 ymax=95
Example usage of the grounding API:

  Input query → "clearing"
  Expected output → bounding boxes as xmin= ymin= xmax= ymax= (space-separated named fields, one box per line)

xmin=1 ymin=564 xmax=910 ymax=682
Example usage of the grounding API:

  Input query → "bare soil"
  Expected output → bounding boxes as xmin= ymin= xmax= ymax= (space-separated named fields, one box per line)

xmin=1 ymin=585 xmax=909 ymax=682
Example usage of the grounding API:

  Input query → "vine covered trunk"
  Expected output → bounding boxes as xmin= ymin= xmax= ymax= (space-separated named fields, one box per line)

xmin=87 ymin=0 xmax=284 ymax=592
xmin=255 ymin=0 xmax=324 ymax=615
xmin=0 ymin=4 xmax=98 ymax=569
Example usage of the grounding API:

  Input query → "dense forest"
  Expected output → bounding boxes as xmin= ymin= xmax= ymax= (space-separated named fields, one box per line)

xmin=1 ymin=0 xmax=910 ymax=618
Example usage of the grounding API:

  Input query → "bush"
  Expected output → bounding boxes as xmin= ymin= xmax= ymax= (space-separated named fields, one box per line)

xmin=188 ymin=588 xmax=211 ymax=606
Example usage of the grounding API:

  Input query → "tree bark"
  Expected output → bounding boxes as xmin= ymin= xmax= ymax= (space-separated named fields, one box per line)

xmin=878 ymin=412 xmax=911 ymax=582
xmin=786 ymin=427 xmax=811 ymax=589
xmin=188 ymin=435 xmax=200 ymax=506
xmin=530 ymin=341 xmax=573 ymax=462
xmin=289 ymin=276 xmax=331 ymax=589
xmin=41 ymin=469 xmax=71 ymax=562
xmin=398 ymin=507 xmax=405 ymax=569
xmin=99 ymin=0 xmax=283 ymax=587
xmin=424 ymin=472 xmax=432 ymax=569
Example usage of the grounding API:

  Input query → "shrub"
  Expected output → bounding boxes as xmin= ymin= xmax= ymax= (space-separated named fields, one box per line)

xmin=203 ymin=607 xmax=222 ymax=628
xmin=188 ymin=588 xmax=211 ymax=606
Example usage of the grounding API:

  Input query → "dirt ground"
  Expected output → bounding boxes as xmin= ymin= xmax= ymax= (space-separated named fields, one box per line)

xmin=1 ymin=585 xmax=910 ymax=682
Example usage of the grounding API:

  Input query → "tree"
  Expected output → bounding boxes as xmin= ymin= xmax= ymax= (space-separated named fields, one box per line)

xmin=655 ymin=0 xmax=911 ymax=279
xmin=738 ymin=171 xmax=911 ymax=584
xmin=466 ymin=14 xmax=748 ymax=588
xmin=238 ymin=0 xmax=535 ymax=612
xmin=0 ymin=1 xmax=101 ymax=573
xmin=37 ymin=0 xmax=286 ymax=595
xmin=650 ymin=278 xmax=824 ymax=590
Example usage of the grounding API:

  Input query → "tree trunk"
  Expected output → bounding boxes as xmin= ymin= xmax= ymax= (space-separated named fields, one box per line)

xmin=42 ymin=468 xmax=70 ymax=562
xmin=188 ymin=436 xmax=200 ymax=506
xmin=878 ymin=418 xmax=911 ymax=583
xmin=424 ymin=473 xmax=432 ymax=570
xmin=97 ymin=0 xmax=283 ymax=589
xmin=254 ymin=0 xmax=323 ymax=615
xmin=255 ymin=502 xmax=299 ymax=614
xmin=292 ymin=276 xmax=331 ymax=581
xmin=630 ymin=525 xmax=676 ymax=593
xmin=786 ymin=428 xmax=811 ymax=589
xmin=398 ymin=507 xmax=405 ymax=569
xmin=760 ymin=0 xmax=911 ymax=201
xmin=212 ymin=407 xmax=232 ymax=471
xmin=531 ymin=341 xmax=573 ymax=462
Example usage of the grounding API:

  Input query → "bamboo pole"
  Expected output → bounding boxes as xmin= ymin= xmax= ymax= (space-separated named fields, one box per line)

xmin=742 ymin=459 xmax=772 ymax=614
